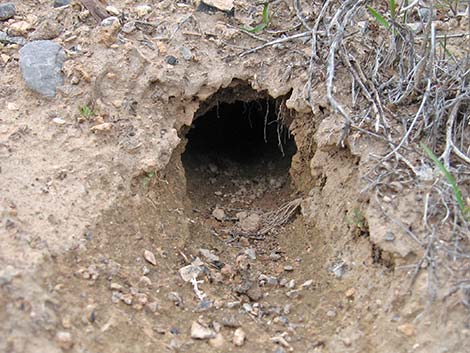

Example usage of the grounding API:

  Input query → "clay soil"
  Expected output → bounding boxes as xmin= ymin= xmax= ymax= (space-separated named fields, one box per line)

xmin=1 ymin=1 xmax=469 ymax=353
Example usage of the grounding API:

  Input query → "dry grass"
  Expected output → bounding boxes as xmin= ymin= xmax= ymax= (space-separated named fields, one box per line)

xmin=240 ymin=0 xmax=469 ymax=304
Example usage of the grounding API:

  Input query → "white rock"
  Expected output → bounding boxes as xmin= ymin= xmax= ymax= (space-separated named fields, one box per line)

xmin=233 ymin=328 xmax=246 ymax=346
xmin=52 ymin=117 xmax=66 ymax=125
xmin=191 ymin=321 xmax=216 ymax=340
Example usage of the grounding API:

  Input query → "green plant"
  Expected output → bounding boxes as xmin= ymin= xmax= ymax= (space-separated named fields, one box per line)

xmin=143 ymin=171 xmax=156 ymax=187
xmin=79 ymin=105 xmax=95 ymax=118
xmin=347 ymin=207 xmax=368 ymax=233
xmin=421 ymin=143 xmax=470 ymax=219
xmin=242 ymin=3 xmax=270 ymax=33
xmin=367 ymin=0 xmax=397 ymax=31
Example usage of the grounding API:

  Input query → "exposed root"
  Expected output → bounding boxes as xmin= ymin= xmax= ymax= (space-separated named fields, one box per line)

xmin=259 ymin=197 xmax=302 ymax=235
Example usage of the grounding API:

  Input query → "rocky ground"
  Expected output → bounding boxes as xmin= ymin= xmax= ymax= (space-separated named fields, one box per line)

xmin=1 ymin=0 xmax=469 ymax=352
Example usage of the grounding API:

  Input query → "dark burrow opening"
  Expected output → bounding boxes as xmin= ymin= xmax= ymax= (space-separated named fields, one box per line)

xmin=181 ymin=90 xmax=298 ymax=210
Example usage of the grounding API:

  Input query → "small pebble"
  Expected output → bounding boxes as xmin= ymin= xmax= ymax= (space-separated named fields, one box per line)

xmin=165 ymin=55 xmax=178 ymax=65
xmin=143 ymin=250 xmax=157 ymax=266
xmin=53 ymin=0 xmax=70 ymax=8
xmin=286 ymin=279 xmax=296 ymax=289
xmin=385 ymin=231 xmax=395 ymax=241
xmin=283 ymin=304 xmax=292 ymax=315
xmin=167 ymin=292 xmax=183 ymax=306
xmin=199 ymin=248 xmax=220 ymax=263
xmin=180 ymin=46 xmax=193 ymax=60
xmin=110 ymin=282 xmax=123 ymax=291
xmin=134 ymin=4 xmax=152 ymax=17
xmin=191 ymin=321 xmax=216 ymax=340
xmin=52 ymin=117 xmax=66 ymax=125
xmin=55 ymin=331 xmax=73 ymax=350
xmin=284 ymin=265 xmax=294 ymax=272
xmin=212 ymin=207 xmax=225 ymax=221
xmin=242 ymin=303 xmax=252 ymax=312
xmin=221 ymin=315 xmax=241 ymax=328
xmin=233 ymin=328 xmax=246 ymax=346
xmin=121 ymin=293 xmax=133 ymax=305
xmin=244 ymin=248 xmax=256 ymax=260
xmin=343 ymin=337 xmax=352 ymax=347
xmin=274 ymin=316 xmax=289 ymax=325
xmin=345 ymin=288 xmax=356 ymax=299
xmin=226 ymin=301 xmax=241 ymax=309
xmin=326 ymin=309 xmax=336 ymax=317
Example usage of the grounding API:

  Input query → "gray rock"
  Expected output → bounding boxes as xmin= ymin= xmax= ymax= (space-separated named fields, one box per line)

xmin=53 ymin=0 xmax=70 ymax=8
xmin=259 ymin=274 xmax=278 ymax=286
xmin=0 ymin=3 xmax=16 ymax=21
xmin=242 ymin=303 xmax=252 ymax=312
xmin=385 ymin=231 xmax=395 ymax=241
xmin=286 ymin=279 xmax=296 ymax=289
xmin=0 ymin=31 xmax=26 ymax=45
xmin=221 ymin=315 xmax=241 ymax=328
xmin=101 ymin=16 xmax=120 ymax=27
xmin=0 ymin=265 xmax=20 ymax=286
xmin=19 ymin=40 xmax=65 ymax=97
xmin=199 ymin=248 xmax=220 ymax=263
xmin=180 ymin=46 xmax=193 ymax=61
xmin=244 ymin=248 xmax=256 ymax=260
xmin=212 ymin=207 xmax=225 ymax=221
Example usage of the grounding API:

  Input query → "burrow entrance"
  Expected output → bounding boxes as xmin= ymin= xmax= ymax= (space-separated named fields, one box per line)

xmin=181 ymin=84 xmax=298 ymax=214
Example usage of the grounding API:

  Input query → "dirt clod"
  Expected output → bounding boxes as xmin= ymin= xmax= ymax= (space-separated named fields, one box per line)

xmin=397 ymin=323 xmax=417 ymax=337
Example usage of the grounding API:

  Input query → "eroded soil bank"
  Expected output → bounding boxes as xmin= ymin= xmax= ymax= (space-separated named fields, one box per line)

xmin=1 ymin=1 xmax=469 ymax=352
